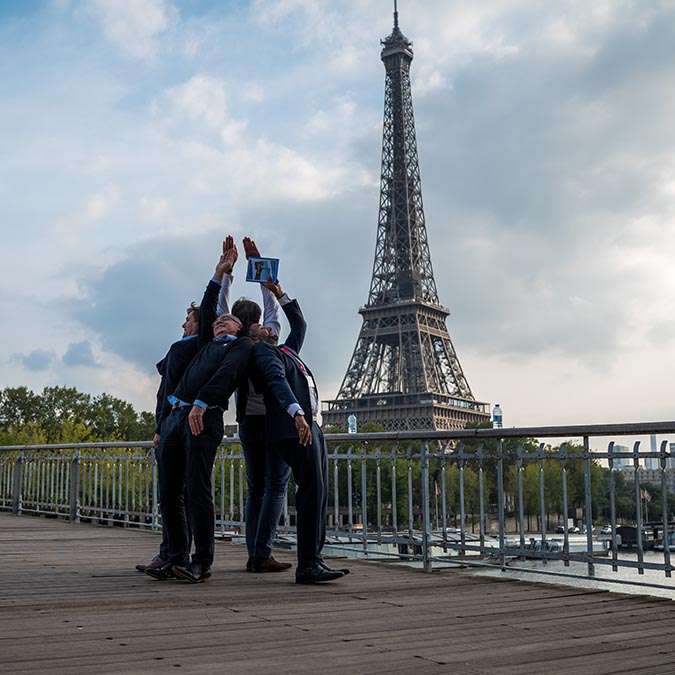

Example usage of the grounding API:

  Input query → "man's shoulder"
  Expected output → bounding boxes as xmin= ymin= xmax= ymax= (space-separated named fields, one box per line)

xmin=253 ymin=341 xmax=280 ymax=358
xmin=226 ymin=336 xmax=255 ymax=353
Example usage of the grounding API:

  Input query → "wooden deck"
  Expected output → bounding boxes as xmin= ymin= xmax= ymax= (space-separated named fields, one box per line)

xmin=1 ymin=513 xmax=674 ymax=675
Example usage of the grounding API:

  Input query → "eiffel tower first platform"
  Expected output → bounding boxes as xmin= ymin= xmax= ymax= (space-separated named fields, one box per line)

xmin=322 ymin=6 xmax=490 ymax=432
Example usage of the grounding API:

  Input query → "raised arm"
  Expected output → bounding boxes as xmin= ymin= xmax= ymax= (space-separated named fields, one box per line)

xmin=264 ymin=278 xmax=306 ymax=353
xmin=217 ymin=235 xmax=237 ymax=315
xmin=243 ymin=237 xmax=282 ymax=335
xmin=198 ymin=238 xmax=238 ymax=349
xmin=187 ymin=338 xmax=254 ymax=435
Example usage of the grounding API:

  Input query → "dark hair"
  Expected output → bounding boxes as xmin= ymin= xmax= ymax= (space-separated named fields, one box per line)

xmin=187 ymin=302 xmax=200 ymax=321
xmin=231 ymin=298 xmax=261 ymax=329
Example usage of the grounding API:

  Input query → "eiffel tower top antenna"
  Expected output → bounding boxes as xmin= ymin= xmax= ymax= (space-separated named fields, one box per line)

xmin=393 ymin=0 xmax=398 ymax=29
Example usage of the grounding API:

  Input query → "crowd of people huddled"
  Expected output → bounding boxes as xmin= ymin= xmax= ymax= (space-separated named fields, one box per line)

xmin=136 ymin=237 xmax=349 ymax=585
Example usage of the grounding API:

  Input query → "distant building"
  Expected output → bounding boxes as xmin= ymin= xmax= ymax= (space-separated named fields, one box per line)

xmin=668 ymin=443 xmax=675 ymax=470
xmin=612 ymin=444 xmax=631 ymax=470
xmin=644 ymin=435 xmax=659 ymax=470
xmin=619 ymin=466 xmax=675 ymax=494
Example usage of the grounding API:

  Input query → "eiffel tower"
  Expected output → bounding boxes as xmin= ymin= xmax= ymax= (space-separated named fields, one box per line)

xmin=322 ymin=4 xmax=490 ymax=431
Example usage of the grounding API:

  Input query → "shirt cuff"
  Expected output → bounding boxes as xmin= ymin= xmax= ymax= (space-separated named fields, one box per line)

xmin=210 ymin=277 xmax=223 ymax=286
xmin=287 ymin=402 xmax=304 ymax=418
xmin=278 ymin=293 xmax=291 ymax=306
xmin=194 ymin=399 xmax=208 ymax=410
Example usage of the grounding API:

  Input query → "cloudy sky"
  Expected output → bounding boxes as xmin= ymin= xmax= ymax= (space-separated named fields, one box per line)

xmin=2 ymin=0 xmax=675 ymax=430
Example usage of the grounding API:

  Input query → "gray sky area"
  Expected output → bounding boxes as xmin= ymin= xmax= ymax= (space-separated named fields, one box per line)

xmin=2 ymin=0 xmax=675 ymax=428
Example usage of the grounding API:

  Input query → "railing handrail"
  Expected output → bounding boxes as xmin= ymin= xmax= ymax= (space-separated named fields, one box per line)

xmin=2 ymin=420 xmax=675 ymax=453
xmin=326 ymin=420 xmax=675 ymax=441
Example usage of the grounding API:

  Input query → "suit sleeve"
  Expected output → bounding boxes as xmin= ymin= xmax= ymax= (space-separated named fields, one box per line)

xmin=280 ymin=299 xmax=306 ymax=354
xmin=154 ymin=356 xmax=168 ymax=435
xmin=195 ymin=338 xmax=254 ymax=408
xmin=253 ymin=342 xmax=300 ymax=412
xmin=197 ymin=279 xmax=221 ymax=350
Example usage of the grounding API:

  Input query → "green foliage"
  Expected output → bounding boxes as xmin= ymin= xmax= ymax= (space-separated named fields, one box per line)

xmin=0 ymin=385 xmax=155 ymax=445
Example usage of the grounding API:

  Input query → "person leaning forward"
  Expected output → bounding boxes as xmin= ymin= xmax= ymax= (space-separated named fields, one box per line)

xmin=147 ymin=242 xmax=254 ymax=584
xmin=136 ymin=237 xmax=235 ymax=573
xmin=251 ymin=298 xmax=349 ymax=584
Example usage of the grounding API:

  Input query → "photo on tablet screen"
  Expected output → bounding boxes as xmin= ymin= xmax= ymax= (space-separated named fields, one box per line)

xmin=246 ymin=257 xmax=279 ymax=283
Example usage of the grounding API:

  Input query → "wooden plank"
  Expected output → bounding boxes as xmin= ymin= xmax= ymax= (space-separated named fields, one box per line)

xmin=1 ymin=512 xmax=674 ymax=675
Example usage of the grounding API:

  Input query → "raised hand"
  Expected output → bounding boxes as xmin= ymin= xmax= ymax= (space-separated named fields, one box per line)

xmin=242 ymin=236 xmax=261 ymax=260
xmin=263 ymin=277 xmax=284 ymax=299
xmin=215 ymin=242 xmax=238 ymax=279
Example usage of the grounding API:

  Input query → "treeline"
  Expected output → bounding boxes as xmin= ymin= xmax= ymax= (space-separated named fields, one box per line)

xmin=0 ymin=386 xmax=154 ymax=445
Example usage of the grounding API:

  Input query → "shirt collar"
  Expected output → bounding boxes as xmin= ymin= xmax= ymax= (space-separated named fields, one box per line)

xmin=213 ymin=334 xmax=237 ymax=343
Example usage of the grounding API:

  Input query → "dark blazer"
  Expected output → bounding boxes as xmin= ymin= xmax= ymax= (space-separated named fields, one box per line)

xmin=171 ymin=276 xmax=254 ymax=410
xmin=253 ymin=335 xmax=318 ymax=442
xmin=154 ymin=337 xmax=199 ymax=434
xmin=235 ymin=298 xmax=306 ymax=421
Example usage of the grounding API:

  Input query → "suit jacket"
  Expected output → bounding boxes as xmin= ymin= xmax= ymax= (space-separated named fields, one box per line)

xmin=171 ymin=276 xmax=254 ymax=410
xmin=252 ymin=336 xmax=317 ymax=443
xmin=154 ymin=337 xmax=199 ymax=434
xmin=236 ymin=298 xmax=306 ymax=422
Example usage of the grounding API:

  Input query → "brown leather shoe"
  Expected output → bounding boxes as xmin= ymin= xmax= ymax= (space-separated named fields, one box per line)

xmin=251 ymin=556 xmax=292 ymax=573
xmin=135 ymin=555 xmax=166 ymax=572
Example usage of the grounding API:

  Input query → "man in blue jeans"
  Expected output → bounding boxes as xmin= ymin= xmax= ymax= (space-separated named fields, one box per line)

xmin=223 ymin=237 xmax=299 ymax=573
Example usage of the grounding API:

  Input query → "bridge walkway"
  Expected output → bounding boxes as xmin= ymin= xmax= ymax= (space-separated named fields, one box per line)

xmin=1 ymin=512 xmax=674 ymax=674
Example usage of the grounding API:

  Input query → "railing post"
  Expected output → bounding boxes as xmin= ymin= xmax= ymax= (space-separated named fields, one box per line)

xmin=583 ymin=436 xmax=594 ymax=577
xmin=151 ymin=450 xmax=159 ymax=534
xmin=69 ymin=449 xmax=80 ymax=523
xmin=420 ymin=441 xmax=431 ymax=572
xmin=659 ymin=440 xmax=671 ymax=578
xmin=496 ymin=438 xmax=505 ymax=570
xmin=12 ymin=452 xmax=24 ymax=514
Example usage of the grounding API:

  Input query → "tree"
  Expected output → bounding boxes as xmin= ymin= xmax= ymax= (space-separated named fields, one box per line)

xmin=0 ymin=386 xmax=155 ymax=444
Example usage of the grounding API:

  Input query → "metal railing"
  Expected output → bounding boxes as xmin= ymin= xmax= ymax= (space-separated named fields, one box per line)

xmin=2 ymin=421 xmax=675 ymax=590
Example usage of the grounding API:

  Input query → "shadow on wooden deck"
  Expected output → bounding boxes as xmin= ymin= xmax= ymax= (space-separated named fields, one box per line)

xmin=1 ymin=512 xmax=674 ymax=675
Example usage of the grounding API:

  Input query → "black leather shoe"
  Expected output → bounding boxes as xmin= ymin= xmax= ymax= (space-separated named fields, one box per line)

xmin=252 ymin=556 xmax=293 ymax=573
xmin=295 ymin=565 xmax=345 ymax=584
xmin=144 ymin=563 xmax=176 ymax=580
xmin=136 ymin=555 xmax=166 ymax=572
xmin=320 ymin=560 xmax=350 ymax=576
xmin=173 ymin=561 xmax=212 ymax=583
xmin=246 ymin=557 xmax=253 ymax=572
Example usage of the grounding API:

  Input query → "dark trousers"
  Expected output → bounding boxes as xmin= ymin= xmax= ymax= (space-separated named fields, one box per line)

xmin=155 ymin=441 xmax=192 ymax=562
xmin=158 ymin=406 xmax=223 ymax=567
xmin=270 ymin=422 xmax=327 ymax=569
xmin=239 ymin=415 xmax=290 ymax=559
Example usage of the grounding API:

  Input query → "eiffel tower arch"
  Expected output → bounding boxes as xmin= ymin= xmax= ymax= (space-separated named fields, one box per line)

xmin=322 ymin=6 xmax=490 ymax=432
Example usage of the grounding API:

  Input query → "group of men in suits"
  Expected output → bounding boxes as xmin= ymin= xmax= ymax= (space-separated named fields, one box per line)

xmin=137 ymin=237 xmax=348 ymax=585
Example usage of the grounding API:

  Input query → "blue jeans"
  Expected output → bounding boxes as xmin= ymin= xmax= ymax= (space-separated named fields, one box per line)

xmin=239 ymin=415 xmax=290 ymax=559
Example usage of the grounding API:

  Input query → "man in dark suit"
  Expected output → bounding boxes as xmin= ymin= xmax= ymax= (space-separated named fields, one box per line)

xmin=147 ymin=242 xmax=253 ymax=584
xmin=251 ymin=300 xmax=349 ymax=584
xmin=137 ymin=238 xmax=237 ymax=573
xmin=135 ymin=301 xmax=200 ymax=573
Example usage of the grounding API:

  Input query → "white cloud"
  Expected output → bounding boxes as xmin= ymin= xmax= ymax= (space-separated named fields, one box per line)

xmin=4 ymin=0 xmax=675 ymax=432
xmin=86 ymin=0 xmax=175 ymax=62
